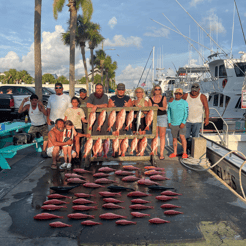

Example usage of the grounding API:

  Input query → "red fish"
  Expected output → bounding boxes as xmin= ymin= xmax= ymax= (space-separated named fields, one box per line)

xmin=120 ymin=137 xmax=129 ymax=157
xmin=138 ymin=137 xmax=147 ymax=156
xmin=116 ymin=219 xmax=136 ymax=225
xmin=88 ymin=112 xmax=96 ymax=130
xmin=103 ymin=198 xmax=124 ymax=203
xmin=73 ymin=198 xmax=96 ymax=204
xmin=144 ymin=110 xmax=153 ymax=131
xmin=123 ymin=165 xmax=140 ymax=170
xmin=97 ymin=110 xmax=106 ymax=131
xmin=93 ymin=172 xmax=110 ymax=178
xmin=155 ymin=195 xmax=179 ymax=201
xmin=67 ymin=178 xmax=86 ymax=184
xmin=92 ymin=138 xmax=102 ymax=157
xmin=127 ymin=191 xmax=150 ymax=197
xmin=99 ymin=191 xmax=121 ymax=197
xmin=95 ymin=178 xmax=117 ymax=184
xmin=150 ymin=175 xmax=170 ymax=181
xmin=65 ymin=173 xmax=85 ymax=179
xmin=137 ymin=178 xmax=159 ymax=186
xmin=103 ymin=138 xmax=110 ymax=158
xmin=83 ymin=137 xmax=93 ymax=158
xmin=129 ymin=138 xmax=138 ymax=155
xmin=41 ymin=205 xmax=67 ymax=210
xmin=43 ymin=199 xmax=69 ymax=205
xmin=112 ymin=138 xmax=119 ymax=157
xmin=144 ymin=166 xmax=165 ymax=171
xmin=164 ymin=210 xmax=183 ymax=215
xmin=81 ymin=220 xmax=102 ymax=226
xmin=49 ymin=221 xmax=72 ymax=228
xmin=114 ymin=109 xmax=126 ymax=136
xmin=99 ymin=213 xmax=127 ymax=220
xmin=98 ymin=167 xmax=115 ymax=172
xmin=102 ymin=203 xmax=125 ymax=209
xmin=148 ymin=218 xmax=170 ymax=224
xmin=160 ymin=191 xmax=182 ymax=196
xmin=34 ymin=213 xmax=63 ymax=220
xmin=115 ymin=170 xmax=133 ymax=176
xmin=73 ymin=168 xmax=92 ymax=174
xmin=150 ymin=136 xmax=158 ymax=156
xmin=107 ymin=110 xmax=116 ymax=132
xmin=83 ymin=182 xmax=105 ymax=188
xmin=74 ymin=193 xmax=95 ymax=198
xmin=131 ymin=199 xmax=150 ymax=204
xmin=144 ymin=170 xmax=165 ymax=176
xmin=125 ymin=110 xmax=134 ymax=131
xmin=67 ymin=213 xmax=95 ymax=219
xmin=160 ymin=204 xmax=181 ymax=209
xmin=122 ymin=176 xmax=140 ymax=182
xmin=131 ymin=212 xmax=150 ymax=218
xmin=47 ymin=194 xmax=71 ymax=199
xmin=129 ymin=204 xmax=154 ymax=210
xmin=72 ymin=205 xmax=98 ymax=211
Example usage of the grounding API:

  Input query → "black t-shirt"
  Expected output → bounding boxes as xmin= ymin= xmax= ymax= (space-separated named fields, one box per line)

xmin=110 ymin=95 xmax=130 ymax=107
xmin=149 ymin=96 xmax=167 ymax=116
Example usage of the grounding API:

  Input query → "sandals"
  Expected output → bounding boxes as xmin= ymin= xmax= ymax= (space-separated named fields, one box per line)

xmin=169 ymin=153 xmax=177 ymax=158
xmin=159 ymin=156 xmax=165 ymax=160
xmin=51 ymin=164 xmax=57 ymax=170
xmin=182 ymin=153 xmax=188 ymax=159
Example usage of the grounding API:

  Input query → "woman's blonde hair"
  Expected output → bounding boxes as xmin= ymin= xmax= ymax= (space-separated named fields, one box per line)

xmin=150 ymin=85 xmax=163 ymax=97
xmin=134 ymin=87 xmax=145 ymax=98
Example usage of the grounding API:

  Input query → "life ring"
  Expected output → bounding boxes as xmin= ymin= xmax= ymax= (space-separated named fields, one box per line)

xmin=222 ymin=79 xmax=227 ymax=88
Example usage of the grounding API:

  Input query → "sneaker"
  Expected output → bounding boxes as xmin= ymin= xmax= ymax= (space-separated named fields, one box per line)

xmin=59 ymin=162 xmax=67 ymax=171
xmin=67 ymin=163 xmax=72 ymax=170
xmin=41 ymin=151 xmax=48 ymax=158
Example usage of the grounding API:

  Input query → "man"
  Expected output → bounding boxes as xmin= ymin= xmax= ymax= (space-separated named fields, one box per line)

xmin=168 ymin=88 xmax=189 ymax=159
xmin=47 ymin=83 xmax=71 ymax=131
xmin=47 ymin=119 xmax=76 ymax=170
xmin=18 ymin=94 xmax=48 ymax=158
xmin=78 ymin=88 xmax=88 ymax=134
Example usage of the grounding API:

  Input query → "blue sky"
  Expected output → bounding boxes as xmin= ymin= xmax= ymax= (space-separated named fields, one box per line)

xmin=0 ymin=0 xmax=246 ymax=88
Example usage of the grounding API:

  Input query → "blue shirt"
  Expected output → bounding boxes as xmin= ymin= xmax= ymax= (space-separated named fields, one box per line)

xmin=168 ymin=99 xmax=189 ymax=126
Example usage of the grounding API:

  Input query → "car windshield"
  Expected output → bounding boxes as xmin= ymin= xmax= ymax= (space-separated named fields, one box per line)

xmin=27 ymin=87 xmax=36 ymax=93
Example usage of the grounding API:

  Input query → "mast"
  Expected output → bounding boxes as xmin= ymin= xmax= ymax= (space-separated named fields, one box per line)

xmin=152 ymin=46 xmax=155 ymax=84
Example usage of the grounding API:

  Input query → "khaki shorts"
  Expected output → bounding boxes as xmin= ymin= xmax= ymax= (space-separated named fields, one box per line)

xmin=28 ymin=124 xmax=48 ymax=141
xmin=47 ymin=146 xmax=76 ymax=158
xmin=169 ymin=124 xmax=186 ymax=138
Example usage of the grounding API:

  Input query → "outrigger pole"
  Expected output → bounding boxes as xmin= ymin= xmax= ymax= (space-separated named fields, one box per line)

xmin=234 ymin=0 xmax=246 ymax=46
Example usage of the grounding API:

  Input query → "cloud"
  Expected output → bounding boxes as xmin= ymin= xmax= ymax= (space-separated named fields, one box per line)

xmin=104 ymin=35 xmax=142 ymax=48
xmin=189 ymin=0 xmax=204 ymax=7
xmin=144 ymin=27 xmax=170 ymax=38
xmin=244 ymin=12 xmax=246 ymax=17
xmin=108 ymin=17 xmax=117 ymax=29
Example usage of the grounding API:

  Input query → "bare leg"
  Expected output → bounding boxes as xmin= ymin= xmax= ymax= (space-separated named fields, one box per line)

xmin=43 ymin=141 xmax=48 ymax=151
xmin=75 ymin=136 xmax=80 ymax=158
xmin=159 ymin=126 xmax=166 ymax=159
xmin=179 ymin=135 xmax=187 ymax=154
xmin=63 ymin=146 xmax=68 ymax=163
xmin=173 ymin=138 xmax=178 ymax=155
xmin=67 ymin=146 xmax=72 ymax=163
xmin=52 ymin=146 xmax=60 ymax=165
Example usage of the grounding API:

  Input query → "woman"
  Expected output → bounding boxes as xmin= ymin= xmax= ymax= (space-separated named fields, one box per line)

xmin=148 ymin=85 xmax=167 ymax=160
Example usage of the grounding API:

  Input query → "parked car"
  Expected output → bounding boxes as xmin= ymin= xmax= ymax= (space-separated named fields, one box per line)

xmin=32 ymin=87 xmax=55 ymax=96
xmin=63 ymin=90 xmax=80 ymax=97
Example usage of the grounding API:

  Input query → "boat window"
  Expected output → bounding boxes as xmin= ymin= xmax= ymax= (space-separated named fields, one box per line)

xmin=235 ymin=97 xmax=241 ymax=108
xmin=225 ymin=96 xmax=230 ymax=108
xmin=234 ymin=62 xmax=246 ymax=77
xmin=215 ymin=66 xmax=218 ymax=77
xmin=209 ymin=95 xmax=212 ymax=102
xmin=219 ymin=65 xmax=227 ymax=78
xmin=220 ymin=94 xmax=224 ymax=107
xmin=213 ymin=94 xmax=218 ymax=106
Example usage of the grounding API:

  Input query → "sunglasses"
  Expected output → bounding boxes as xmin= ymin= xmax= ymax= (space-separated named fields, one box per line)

xmin=55 ymin=87 xmax=62 ymax=89
xmin=136 ymin=91 xmax=142 ymax=93
xmin=155 ymin=88 xmax=161 ymax=91
xmin=191 ymin=86 xmax=199 ymax=89
xmin=174 ymin=93 xmax=182 ymax=95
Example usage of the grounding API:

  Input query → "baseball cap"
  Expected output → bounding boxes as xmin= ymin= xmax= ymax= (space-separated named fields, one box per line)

xmin=174 ymin=88 xmax=183 ymax=94
xmin=117 ymin=83 xmax=125 ymax=90
xmin=79 ymin=88 xmax=87 ymax=93
xmin=191 ymin=83 xmax=200 ymax=92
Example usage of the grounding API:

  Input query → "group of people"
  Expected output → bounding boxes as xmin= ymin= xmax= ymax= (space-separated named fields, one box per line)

xmin=18 ymin=81 xmax=209 ymax=170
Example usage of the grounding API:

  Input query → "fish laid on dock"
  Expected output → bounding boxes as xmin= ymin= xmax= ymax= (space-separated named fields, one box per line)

xmin=99 ymin=213 xmax=127 ymax=220
xmin=116 ymin=219 xmax=136 ymax=225
xmin=67 ymin=213 xmax=95 ymax=219
xmin=148 ymin=186 xmax=174 ymax=191
xmin=81 ymin=220 xmax=102 ymax=226
xmin=107 ymin=185 xmax=134 ymax=191
xmin=72 ymin=198 xmax=96 ymax=205
xmin=148 ymin=218 xmax=170 ymax=224
xmin=49 ymin=221 xmax=72 ymax=228
xmin=34 ymin=213 xmax=63 ymax=220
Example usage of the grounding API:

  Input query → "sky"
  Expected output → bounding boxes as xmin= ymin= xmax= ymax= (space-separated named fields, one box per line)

xmin=0 ymin=0 xmax=246 ymax=89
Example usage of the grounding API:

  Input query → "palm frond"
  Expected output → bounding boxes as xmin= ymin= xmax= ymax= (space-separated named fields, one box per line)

xmin=53 ymin=0 xmax=66 ymax=20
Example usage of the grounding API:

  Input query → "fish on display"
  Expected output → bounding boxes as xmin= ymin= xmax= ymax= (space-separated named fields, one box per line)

xmin=65 ymin=173 xmax=85 ymax=179
xmin=92 ymin=138 xmax=102 ymax=157
xmin=67 ymin=213 xmax=95 ymax=219
xmin=115 ymin=170 xmax=133 ymax=176
xmin=125 ymin=110 xmax=134 ymax=131
xmin=49 ymin=221 xmax=72 ymax=228
xmin=160 ymin=191 xmax=182 ymax=196
xmin=144 ymin=170 xmax=166 ymax=176
xmin=144 ymin=110 xmax=153 ymax=131
xmin=107 ymin=185 xmax=134 ymax=192
xmin=150 ymin=175 xmax=170 ymax=181
xmin=33 ymin=213 xmax=64 ymax=220
xmin=81 ymin=220 xmax=102 ymax=226
xmin=127 ymin=191 xmax=150 ymax=197
xmin=73 ymin=168 xmax=91 ymax=174
xmin=122 ymin=176 xmax=140 ymax=182
xmin=47 ymin=194 xmax=71 ymax=199
xmin=99 ymin=191 xmax=121 ymax=197
xmin=98 ymin=167 xmax=115 ymax=172
xmin=144 ymin=166 xmax=165 ymax=171
xmin=129 ymin=138 xmax=138 ymax=155
xmin=88 ymin=112 xmax=96 ymax=130
xmin=136 ymin=110 xmax=142 ymax=134
xmin=96 ymin=110 xmax=106 ymax=131
xmin=138 ymin=137 xmax=147 ymax=156
xmin=107 ymin=110 xmax=116 ymax=132
xmin=114 ymin=109 xmax=126 ymax=136
xmin=95 ymin=178 xmax=117 ymax=184
xmin=83 ymin=137 xmax=93 ymax=158
xmin=93 ymin=172 xmax=110 ymax=178
xmin=99 ymin=213 xmax=127 ymax=220
xmin=120 ymin=137 xmax=129 ymax=157
xmin=74 ymin=193 xmax=95 ymax=198
xmin=148 ymin=218 xmax=170 ymax=224
xmin=129 ymin=204 xmax=154 ymax=210
xmin=148 ymin=186 xmax=175 ymax=191
xmin=112 ymin=137 xmax=119 ymax=157
xmin=43 ymin=199 xmax=69 ymax=205
xmin=130 ymin=212 xmax=150 ymax=218
xmin=164 ymin=210 xmax=183 ymax=215
xmin=116 ymin=219 xmax=136 ymax=225
xmin=73 ymin=198 xmax=96 ymax=205
xmin=83 ymin=182 xmax=105 ymax=188
xmin=49 ymin=184 xmax=80 ymax=193
xmin=155 ymin=195 xmax=179 ymax=201
xmin=103 ymin=138 xmax=110 ymax=158
xmin=67 ymin=178 xmax=86 ymax=184
xmin=102 ymin=203 xmax=125 ymax=209
xmin=131 ymin=199 xmax=150 ymax=204
xmin=123 ymin=165 xmax=140 ymax=170
xmin=41 ymin=205 xmax=67 ymax=211
xmin=160 ymin=204 xmax=181 ymax=209
xmin=72 ymin=205 xmax=98 ymax=211
xmin=103 ymin=198 xmax=124 ymax=203
xmin=150 ymin=136 xmax=158 ymax=156
xmin=137 ymin=178 xmax=159 ymax=186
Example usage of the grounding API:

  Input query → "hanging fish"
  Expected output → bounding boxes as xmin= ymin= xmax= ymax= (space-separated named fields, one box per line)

xmin=107 ymin=110 xmax=116 ymax=132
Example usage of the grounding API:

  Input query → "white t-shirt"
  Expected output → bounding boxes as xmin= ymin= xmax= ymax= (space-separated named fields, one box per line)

xmin=47 ymin=94 xmax=72 ymax=121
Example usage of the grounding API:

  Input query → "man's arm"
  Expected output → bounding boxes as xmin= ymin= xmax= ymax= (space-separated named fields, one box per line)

xmin=181 ymin=101 xmax=189 ymax=125
xmin=38 ymin=101 xmax=47 ymax=116
xmin=108 ymin=98 xmax=115 ymax=108
xmin=46 ymin=108 xmax=52 ymax=125
xmin=97 ymin=103 xmax=108 ymax=108
xmin=124 ymin=98 xmax=133 ymax=107
xmin=182 ymin=93 xmax=188 ymax=100
xmin=201 ymin=94 xmax=209 ymax=126
xmin=18 ymin=98 xmax=30 ymax=114
xmin=48 ymin=131 xmax=72 ymax=146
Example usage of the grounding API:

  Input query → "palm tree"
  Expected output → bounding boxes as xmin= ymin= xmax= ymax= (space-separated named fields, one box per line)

xmin=94 ymin=49 xmax=106 ymax=84
xmin=34 ymin=0 xmax=42 ymax=101
xmin=104 ymin=56 xmax=117 ymax=93
xmin=53 ymin=0 xmax=93 ymax=97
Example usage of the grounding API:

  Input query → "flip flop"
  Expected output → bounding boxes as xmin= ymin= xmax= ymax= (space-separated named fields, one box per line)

xmin=51 ymin=164 xmax=57 ymax=170
xmin=169 ymin=153 xmax=177 ymax=158
xmin=182 ymin=153 xmax=188 ymax=159
xmin=159 ymin=156 xmax=165 ymax=160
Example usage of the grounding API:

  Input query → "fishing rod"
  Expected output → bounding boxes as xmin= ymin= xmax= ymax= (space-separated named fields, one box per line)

xmin=143 ymin=63 xmax=152 ymax=87
xmin=234 ymin=0 xmax=246 ymax=46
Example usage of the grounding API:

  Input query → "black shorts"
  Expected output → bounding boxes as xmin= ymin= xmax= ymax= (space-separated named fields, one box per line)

xmin=132 ymin=117 xmax=146 ymax=132
xmin=75 ymin=129 xmax=83 ymax=134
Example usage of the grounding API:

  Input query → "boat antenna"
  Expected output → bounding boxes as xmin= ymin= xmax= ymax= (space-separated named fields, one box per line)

xmin=234 ymin=0 xmax=246 ymax=46
xmin=230 ymin=2 xmax=236 ymax=58
xmin=143 ymin=63 xmax=152 ymax=87
xmin=172 ymin=62 xmax=178 ymax=74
